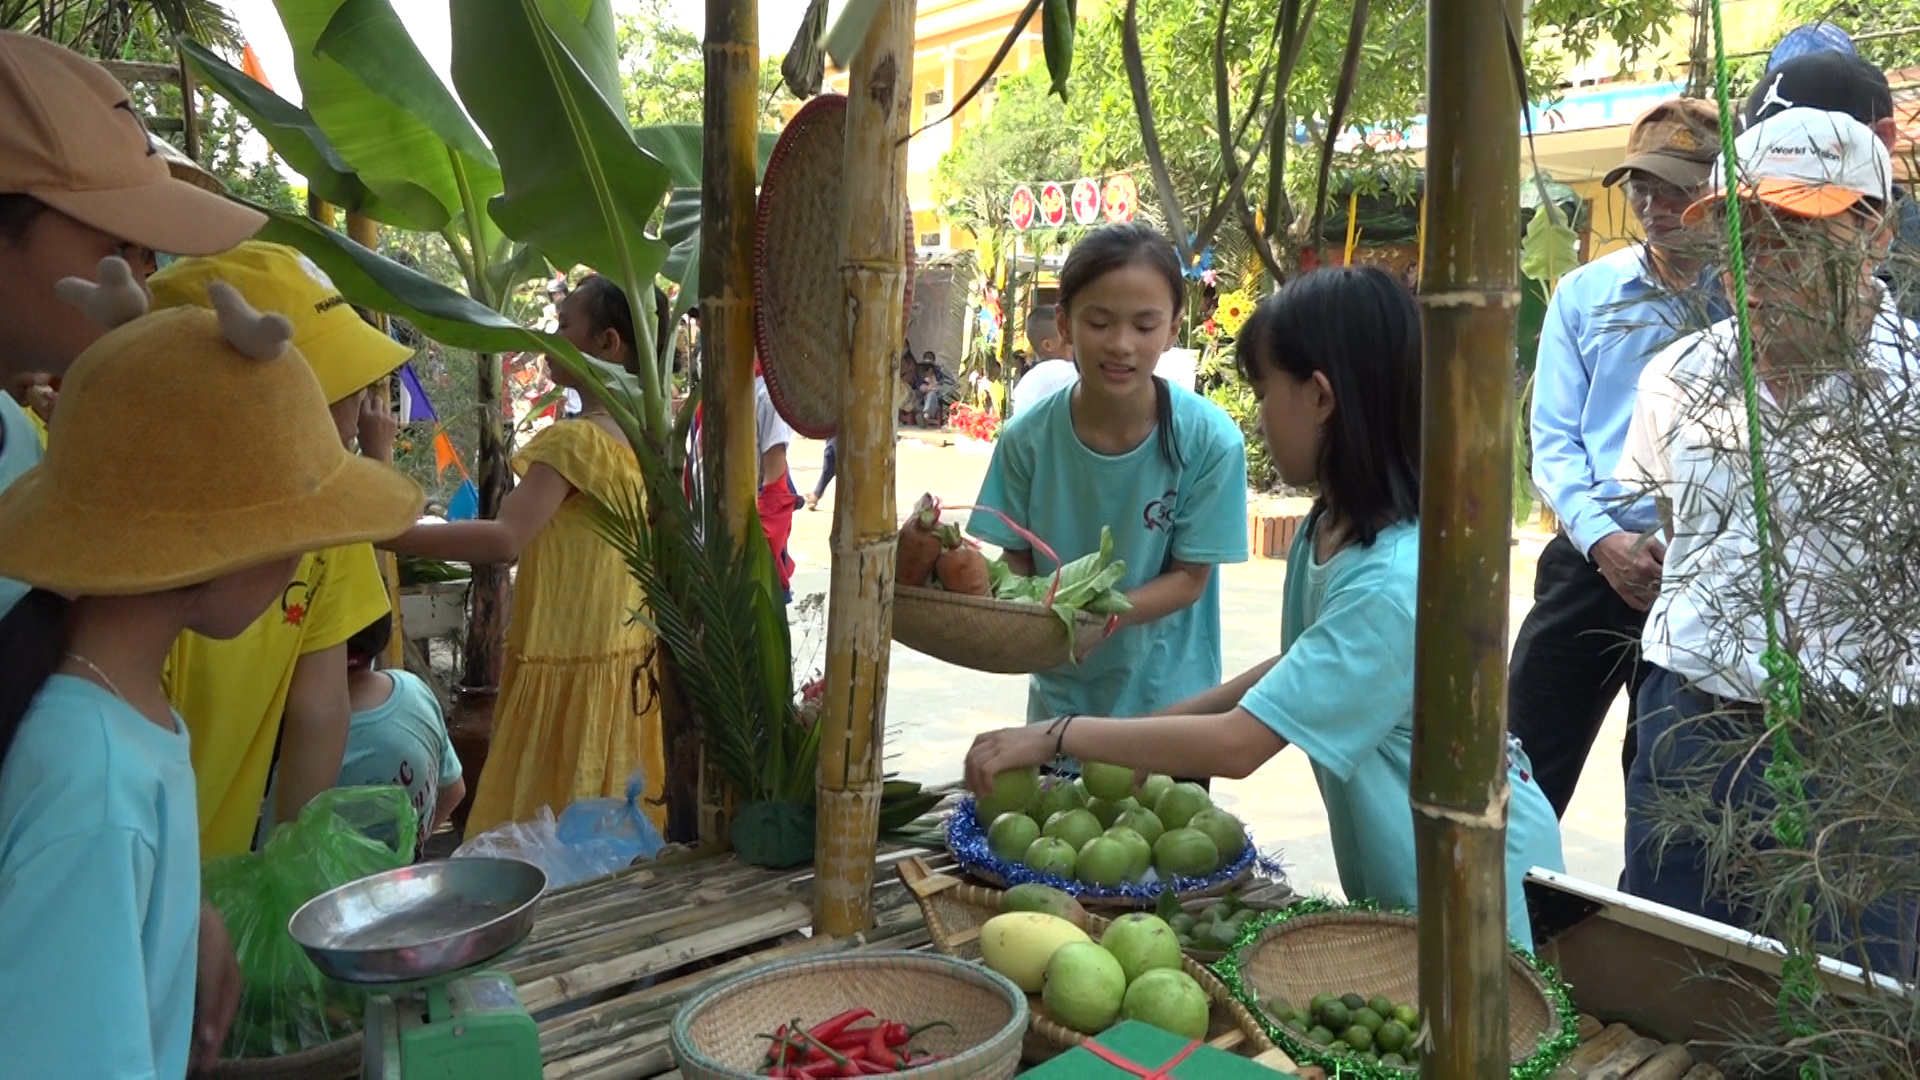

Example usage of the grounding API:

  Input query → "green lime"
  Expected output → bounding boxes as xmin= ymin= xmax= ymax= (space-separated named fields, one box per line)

xmin=1305 ymin=1025 xmax=1335 ymax=1047
xmin=1381 ymin=1053 xmax=1407 ymax=1068
xmin=1367 ymin=995 xmax=1394 ymax=1018
xmin=1264 ymin=996 xmax=1292 ymax=1016
xmin=1283 ymin=1018 xmax=1304 ymax=1034
xmin=1342 ymin=1025 xmax=1374 ymax=1052
xmin=1358 ymin=1052 xmax=1380 ymax=1065
xmin=1206 ymin=922 xmax=1239 ymax=950
xmin=1392 ymin=1004 xmax=1419 ymax=1028
xmin=1204 ymin=903 xmax=1232 ymax=922
xmin=1309 ymin=994 xmax=1334 ymax=1015
xmin=1340 ymin=992 xmax=1366 ymax=1012
xmin=1317 ymin=1001 xmax=1350 ymax=1030
xmin=1352 ymin=1007 xmax=1383 ymax=1033
xmin=1292 ymin=1009 xmax=1314 ymax=1028
xmin=1376 ymin=1019 xmax=1409 ymax=1052
xmin=1169 ymin=913 xmax=1196 ymax=936
xmin=1329 ymin=1040 xmax=1350 ymax=1053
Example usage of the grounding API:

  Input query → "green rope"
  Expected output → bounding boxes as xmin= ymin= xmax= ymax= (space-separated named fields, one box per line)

xmin=1704 ymin=3 xmax=1821 ymax=1072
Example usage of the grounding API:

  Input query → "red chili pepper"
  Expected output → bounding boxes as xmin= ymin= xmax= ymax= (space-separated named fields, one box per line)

xmin=807 ymin=1008 xmax=875 ymax=1046
xmin=853 ymin=1059 xmax=895 ymax=1076
xmin=885 ymin=1019 xmax=955 ymax=1047
xmin=864 ymin=1022 xmax=891 ymax=1063
xmin=789 ymin=1023 xmax=854 ymax=1074
xmin=827 ymin=1022 xmax=883 ymax=1052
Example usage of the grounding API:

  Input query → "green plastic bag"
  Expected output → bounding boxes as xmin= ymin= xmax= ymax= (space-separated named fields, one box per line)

xmin=202 ymin=786 xmax=418 ymax=1058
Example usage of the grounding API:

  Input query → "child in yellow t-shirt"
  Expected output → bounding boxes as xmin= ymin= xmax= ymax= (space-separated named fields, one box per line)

xmin=150 ymin=242 xmax=418 ymax=857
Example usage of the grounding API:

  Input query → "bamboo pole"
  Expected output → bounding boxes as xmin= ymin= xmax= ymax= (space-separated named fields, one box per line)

xmin=815 ymin=0 xmax=914 ymax=937
xmin=1413 ymin=2 xmax=1522 ymax=1076
xmin=686 ymin=0 xmax=763 ymax=847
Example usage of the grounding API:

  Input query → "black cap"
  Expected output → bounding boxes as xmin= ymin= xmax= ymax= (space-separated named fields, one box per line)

xmin=1744 ymin=51 xmax=1893 ymax=129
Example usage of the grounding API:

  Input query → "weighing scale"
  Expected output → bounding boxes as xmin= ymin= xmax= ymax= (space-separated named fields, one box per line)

xmin=289 ymin=857 xmax=549 ymax=1080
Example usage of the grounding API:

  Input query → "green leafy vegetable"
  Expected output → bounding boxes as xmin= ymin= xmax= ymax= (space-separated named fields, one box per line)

xmin=985 ymin=526 xmax=1133 ymax=649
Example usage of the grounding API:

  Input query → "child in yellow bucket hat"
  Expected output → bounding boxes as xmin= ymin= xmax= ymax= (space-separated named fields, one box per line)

xmin=148 ymin=241 xmax=421 ymax=860
xmin=0 ymin=261 xmax=421 ymax=1076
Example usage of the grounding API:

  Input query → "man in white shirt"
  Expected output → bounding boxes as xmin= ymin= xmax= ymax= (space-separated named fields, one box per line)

xmin=1618 ymin=106 xmax=1919 ymax=979
xmin=1011 ymin=305 xmax=1078 ymax=416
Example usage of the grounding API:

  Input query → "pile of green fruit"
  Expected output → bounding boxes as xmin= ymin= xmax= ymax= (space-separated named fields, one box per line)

xmin=973 ymin=763 xmax=1249 ymax=889
xmin=1167 ymin=894 xmax=1258 ymax=953
xmin=979 ymin=908 xmax=1214 ymax=1040
xmin=1265 ymin=991 xmax=1423 ymax=1069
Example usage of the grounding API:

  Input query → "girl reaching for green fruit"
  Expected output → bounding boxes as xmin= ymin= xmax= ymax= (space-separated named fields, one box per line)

xmin=965 ymin=267 xmax=1566 ymax=949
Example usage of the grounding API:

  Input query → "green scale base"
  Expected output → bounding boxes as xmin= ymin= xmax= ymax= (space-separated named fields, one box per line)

xmin=361 ymin=970 xmax=542 ymax=1080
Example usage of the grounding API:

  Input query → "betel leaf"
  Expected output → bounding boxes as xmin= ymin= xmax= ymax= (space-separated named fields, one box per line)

xmin=1520 ymin=204 xmax=1580 ymax=290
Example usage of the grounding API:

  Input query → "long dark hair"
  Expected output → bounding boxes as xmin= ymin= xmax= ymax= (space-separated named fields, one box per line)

xmin=573 ymin=274 xmax=639 ymax=372
xmin=0 ymin=589 xmax=75 ymax=770
xmin=1056 ymin=223 xmax=1185 ymax=470
xmin=1236 ymin=265 xmax=1421 ymax=546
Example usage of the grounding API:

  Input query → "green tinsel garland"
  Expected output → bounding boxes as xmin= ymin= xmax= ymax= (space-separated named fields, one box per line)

xmin=1209 ymin=897 xmax=1580 ymax=1080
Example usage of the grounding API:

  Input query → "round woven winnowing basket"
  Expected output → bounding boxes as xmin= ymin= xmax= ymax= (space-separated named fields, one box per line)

xmin=671 ymin=951 xmax=1027 ymax=1080
xmin=892 ymin=585 xmax=1105 ymax=674
xmin=753 ymin=93 xmax=916 ymax=440
xmin=1233 ymin=910 xmax=1559 ymax=1067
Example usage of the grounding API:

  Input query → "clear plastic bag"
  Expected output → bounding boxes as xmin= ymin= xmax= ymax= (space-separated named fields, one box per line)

xmin=203 ymin=786 xmax=418 ymax=1058
xmin=453 ymin=771 xmax=662 ymax=889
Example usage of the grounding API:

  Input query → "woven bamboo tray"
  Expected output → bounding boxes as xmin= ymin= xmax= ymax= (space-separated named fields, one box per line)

xmin=897 ymin=859 xmax=1292 ymax=1070
xmin=946 ymin=796 xmax=1263 ymax=910
xmin=1226 ymin=909 xmax=1566 ymax=1073
xmin=892 ymin=585 xmax=1106 ymax=675
xmin=670 ymin=950 xmax=1026 ymax=1080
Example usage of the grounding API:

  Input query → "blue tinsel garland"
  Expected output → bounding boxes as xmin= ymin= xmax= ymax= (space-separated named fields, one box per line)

xmin=1209 ymin=897 xmax=1581 ymax=1079
xmin=945 ymin=796 xmax=1284 ymax=903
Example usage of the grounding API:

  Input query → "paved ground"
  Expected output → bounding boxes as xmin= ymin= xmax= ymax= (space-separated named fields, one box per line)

xmin=780 ymin=433 xmax=1631 ymax=900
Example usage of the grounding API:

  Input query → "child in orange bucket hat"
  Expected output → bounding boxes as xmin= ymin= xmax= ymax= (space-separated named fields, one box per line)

xmin=0 ymin=260 xmax=422 ymax=1076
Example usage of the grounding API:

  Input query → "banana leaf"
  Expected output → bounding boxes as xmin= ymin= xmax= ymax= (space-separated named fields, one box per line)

xmin=176 ymin=38 xmax=412 ymax=228
xmin=271 ymin=0 xmax=485 ymax=231
xmin=449 ymin=0 xmax=669 ymax=311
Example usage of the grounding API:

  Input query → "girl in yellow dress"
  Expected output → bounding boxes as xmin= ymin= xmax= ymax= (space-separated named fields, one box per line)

xmin=383 ymin=276 xmax=665 ymax=833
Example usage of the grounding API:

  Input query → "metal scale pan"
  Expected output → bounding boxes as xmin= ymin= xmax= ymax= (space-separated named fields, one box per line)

xmin=289 ymin=857 xmax=547 ymax=986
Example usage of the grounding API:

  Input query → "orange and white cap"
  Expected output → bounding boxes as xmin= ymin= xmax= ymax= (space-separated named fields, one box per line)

xmin=0 ymin=31 xmax=263 ymax=255
xmin=1684 ymin=106 xmax=1893 ymax=225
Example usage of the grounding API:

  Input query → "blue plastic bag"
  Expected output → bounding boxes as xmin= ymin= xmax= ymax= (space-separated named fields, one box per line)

xmin=557 ymin=770 xmax=665 ymax=866
xmin=454 ymin=771 xmax=662 ymax=889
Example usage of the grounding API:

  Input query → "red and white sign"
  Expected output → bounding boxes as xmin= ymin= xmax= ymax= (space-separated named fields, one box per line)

xmin=1102 ymin=174 xmax=1137 ymax=223
xmin=1071 ymin=178 xmax=1101 ymax=225
xmin=1009 ymin=185 xmax=1036 ymax=230
xmin=1039 ymin=182 xmax=1068 ymax=228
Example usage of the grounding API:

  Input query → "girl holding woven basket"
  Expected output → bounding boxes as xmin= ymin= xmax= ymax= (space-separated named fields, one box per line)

xmin=965 ymin=267 xmax=1564 ymax=949
xmin=0 ymin=264 xmax=423 ymax=1075
xmin=380 ymin=275 xmax=667 ymax=834
xmin=965 ymin=224 xmax=1250 ymax=736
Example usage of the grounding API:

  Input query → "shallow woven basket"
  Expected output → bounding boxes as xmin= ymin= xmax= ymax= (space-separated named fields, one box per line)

xmin=892 ymin=585 xmax=1105 ymax=674
xmin=1232 ymin=910 xmax=1559 ymax=1068
xmin=671 ymin=951 xmax=1027 ymax=1080
xmin=753 ymin=93 xmax=916 ymax=440
xmin=897 ymin=860 xmax=1285 ymax=1068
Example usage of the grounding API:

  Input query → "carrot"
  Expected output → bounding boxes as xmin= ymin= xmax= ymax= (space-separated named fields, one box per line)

xmin=935 ymin=544 xmax=992 ymax=596
xmin=894 ymin=493 xmax=944 ymax=586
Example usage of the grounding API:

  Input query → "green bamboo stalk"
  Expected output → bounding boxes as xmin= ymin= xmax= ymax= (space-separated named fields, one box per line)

xmin=815 ymin=0 xmax=915 ymax=937
xmin=1413 ymin=1 xmax=1522 ymax=1076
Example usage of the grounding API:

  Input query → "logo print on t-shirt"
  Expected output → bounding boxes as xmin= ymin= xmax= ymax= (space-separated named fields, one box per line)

xmin=281 ymin=578 xmax=314 ymax=626
xmin=1142 ymin=489 xmax=1177 ymax=532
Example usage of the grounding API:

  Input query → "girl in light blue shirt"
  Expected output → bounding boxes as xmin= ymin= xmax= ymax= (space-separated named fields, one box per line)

xmin=968 ymin=224 xmax=1249 ymax=726
xmin=0 ymin=265 xmax=422 ymax=1076
xmin=964 ymin=266 xmax=1564 ymax=948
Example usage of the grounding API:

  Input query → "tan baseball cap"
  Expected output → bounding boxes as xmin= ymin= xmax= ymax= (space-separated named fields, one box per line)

xmin=1602 ymin=98 xmax=1723 ymax=191
xmin=0 ymin=31 xmax=263 ymax=255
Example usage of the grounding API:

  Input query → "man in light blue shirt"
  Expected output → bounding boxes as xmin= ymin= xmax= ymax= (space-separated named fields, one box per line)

xmin=1508 ymin=98 xmax=1727 ymax=818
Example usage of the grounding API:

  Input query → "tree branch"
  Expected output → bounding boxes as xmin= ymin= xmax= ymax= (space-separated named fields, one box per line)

xmin=1308 ymin=0 xmax=1370 ymax=258
xmin=900 ymin=0 xmax=1044 ymax=143
xmin=1123 ymin=0 xmax=1191 ymax=262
